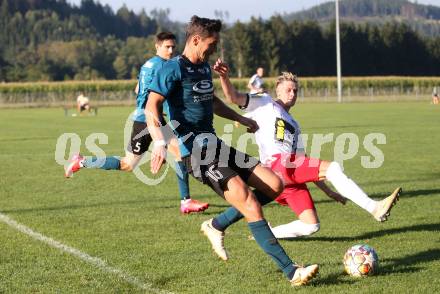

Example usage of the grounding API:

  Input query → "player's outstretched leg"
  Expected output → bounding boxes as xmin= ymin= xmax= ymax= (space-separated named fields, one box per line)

xmin=175 ymin=160 xmax=209 ymax=214
xmin=202 ymin=165 xmax=282 ymax=245
xmin=209 ymin=189 xmax=272 ymax=233
xmin=198 ymin=181 xmax=247 ymax=261
xmin=271 ymin=220 xmax=320 ymax=239
xmin=201 ymin=217 xmax=319 ymax=286
xmin=64 ymin=154 xmax=121 ymax=178
xmin=247 ymin=217 xmax=319 ymax=286
xmin=269 ymin=186 xmax=321 ymax=239
xmin=202 ymin=175 xmax=318 ymax=286
xmin=324 ymin=161 xmax=401 ymax=222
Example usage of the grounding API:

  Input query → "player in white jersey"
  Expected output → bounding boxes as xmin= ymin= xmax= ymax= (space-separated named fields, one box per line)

xmin=211 ymin=59 xmax=401 ymax=239
xmin=248 ymin=67 xmax=265 ymax=94
xmin=76 ymin=92 xmax=90 ymax=113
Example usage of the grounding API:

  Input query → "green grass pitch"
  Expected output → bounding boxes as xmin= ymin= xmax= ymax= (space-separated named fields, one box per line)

xmin=0 ymin=102 xmax=439 ymax=293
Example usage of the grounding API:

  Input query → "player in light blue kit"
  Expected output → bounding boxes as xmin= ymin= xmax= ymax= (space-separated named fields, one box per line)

xmin=65 ymin=32 xmax=209 ymax=214
xmin=146 ymin=15 xmax=319 ymax=287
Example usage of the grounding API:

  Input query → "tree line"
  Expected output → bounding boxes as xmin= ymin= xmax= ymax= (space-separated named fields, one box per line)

xmin=286 ymin=0 xmax=440 ymax=22
xmin=1 ymin=0 xmax=440 ymax=82
xmin=284 ymin=0 xmax=440 ymax=37
xmin=225 ymin=17 xmax=440 ymax=78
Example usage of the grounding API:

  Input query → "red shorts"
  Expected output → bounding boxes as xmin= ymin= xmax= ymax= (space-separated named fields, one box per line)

xmin=269 ymin=153 xmax=321 ymax=216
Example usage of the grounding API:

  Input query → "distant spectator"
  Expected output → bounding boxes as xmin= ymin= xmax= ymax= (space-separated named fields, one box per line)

xmin=76 ymin=92 xmax=90 ymax=113
xmin=247 ymin=67 xmax=265 ymax=94
xmin=432 ymin=93 xmax=439 ymax=105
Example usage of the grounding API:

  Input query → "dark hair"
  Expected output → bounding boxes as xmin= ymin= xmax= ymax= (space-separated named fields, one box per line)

xmin=185 ymin=15 xmax=222 ymax=41
xmin=156 ymin=32 xmax=176 ymax=44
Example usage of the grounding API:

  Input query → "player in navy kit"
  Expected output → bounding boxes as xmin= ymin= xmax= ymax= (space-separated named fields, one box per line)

xmin=146 ymin=15 xmax=319 ymax=286
xmin=64 ymin=32 xmax=208 ymax=214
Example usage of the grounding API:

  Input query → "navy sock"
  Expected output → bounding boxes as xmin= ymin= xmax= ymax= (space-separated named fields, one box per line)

xmin=175 ymin=161 xmax=190 ymax=201
xmin=248 ymin=219 xmax=297 ymax=280
xmin=84 ymin=156 xmax=121 ymax=170
xmin=212 ymin=206 xmax=243 ymax=231
xmin=212 ymin=189 xmax=274 ymax=231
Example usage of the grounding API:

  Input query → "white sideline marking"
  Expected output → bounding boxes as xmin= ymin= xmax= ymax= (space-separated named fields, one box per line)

xmin=0 ymin=212 xmax=173 ymax=294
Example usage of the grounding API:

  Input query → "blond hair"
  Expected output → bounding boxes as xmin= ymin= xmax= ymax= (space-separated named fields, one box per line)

xmin=275 ymin=72 xmax=298 ymax=89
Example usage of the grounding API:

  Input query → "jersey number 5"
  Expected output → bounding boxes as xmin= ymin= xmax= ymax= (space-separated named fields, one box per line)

xmin=133 ymin=142 xmax=141 ymax=153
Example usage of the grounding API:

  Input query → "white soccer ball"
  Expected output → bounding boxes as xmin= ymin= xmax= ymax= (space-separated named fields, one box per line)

xmin=343 ymin=244 xmax=378 ymax=277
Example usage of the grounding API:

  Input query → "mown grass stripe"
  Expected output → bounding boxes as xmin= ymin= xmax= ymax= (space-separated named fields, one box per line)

xmin=0 ymin=212 xmax=174 ymax=294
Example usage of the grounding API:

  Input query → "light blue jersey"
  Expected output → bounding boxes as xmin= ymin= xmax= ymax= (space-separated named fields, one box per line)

xmin=133 ymin=55 xmax=167 ymax=122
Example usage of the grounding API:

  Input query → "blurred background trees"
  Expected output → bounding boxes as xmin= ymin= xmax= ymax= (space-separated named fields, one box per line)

xmin=1 ymin=0 xmax=440 ymax=82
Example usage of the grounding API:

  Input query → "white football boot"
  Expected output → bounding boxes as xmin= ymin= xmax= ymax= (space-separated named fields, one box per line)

xmin=200 ymin=219 xmax=229 ymax=261
xmin=372 ymin=187 xmax=401 ymax=222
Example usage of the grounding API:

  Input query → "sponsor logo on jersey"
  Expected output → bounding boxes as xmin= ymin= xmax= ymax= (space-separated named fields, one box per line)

xmin=274 ymin=117 xmax=296 ymax=143
xmin=186 ymin=67 xmax=194 ymax=73
xmin=196 ymin=66 xmax=210 ymax=74
xmin=193 ymin=80 xmax=214 ymax=94
xmin=193 ymin=94 xmax=213 ymax=103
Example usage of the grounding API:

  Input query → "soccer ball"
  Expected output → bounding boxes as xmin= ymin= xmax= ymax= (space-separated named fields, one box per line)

xmin=343 ymin=244 xmax=378 ymax=277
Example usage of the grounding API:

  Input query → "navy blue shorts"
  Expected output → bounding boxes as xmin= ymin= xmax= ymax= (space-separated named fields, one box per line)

xmin=182 ymin=139 xmax=259 ymax=197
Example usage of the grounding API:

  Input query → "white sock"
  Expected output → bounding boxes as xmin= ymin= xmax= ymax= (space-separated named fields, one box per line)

xmin=326 ymin=162 xmax=377 ymax=213
xmin=271 ymin=220 xmax=320 ymax=239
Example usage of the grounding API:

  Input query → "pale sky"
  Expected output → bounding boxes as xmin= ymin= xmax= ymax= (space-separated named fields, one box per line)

xmin=67 ymin=0 xmax=440 ymax=22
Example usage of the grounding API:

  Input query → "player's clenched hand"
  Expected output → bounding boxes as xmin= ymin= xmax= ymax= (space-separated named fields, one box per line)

xmin=212 ymin=58 xmax=229 ymax=77
xmin=239 ymin=116 xmax=259 ymax=133
xmin=150 ymin=144 xmax=167 ymax=174
xmin=327 ymin=191 xmax=347 ymax=205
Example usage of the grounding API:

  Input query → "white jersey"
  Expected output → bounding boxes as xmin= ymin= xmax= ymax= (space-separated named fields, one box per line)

xmin=77 ymin=94 xmax=89 ymax=106
xmin=248 ymin=74 xmax=264 ymax=93
xmin=241 ymin=93 xmax=304 ymax=164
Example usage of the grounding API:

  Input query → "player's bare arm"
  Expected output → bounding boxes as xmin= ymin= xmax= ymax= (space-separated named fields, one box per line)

xmin=314 ymin=181 xmax=347 ymax=205
xmin=213 ymin=59 xmax=248 ymax=107
xmin=212 ymin=95 xmax=258 ymax=133
xmin=146 ymin=91 xmax=167 ymax=174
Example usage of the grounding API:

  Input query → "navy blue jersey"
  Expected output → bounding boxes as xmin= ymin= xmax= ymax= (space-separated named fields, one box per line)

xmin=133 ymin=55 xmax=167 ymax=122
xmin=149 ymin=55 xmax=215 ymax=157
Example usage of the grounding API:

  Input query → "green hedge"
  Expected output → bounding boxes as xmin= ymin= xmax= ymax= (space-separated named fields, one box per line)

xmin=257 ymin=76 xmax=440 ymax=92
xmin=0 ymin=80 xmax=137 ymax=94
xmin=1 ymin=76 xmax=439 ymax=94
